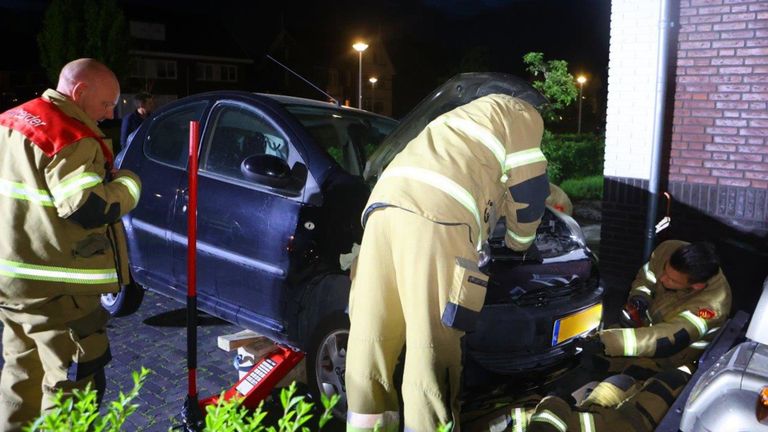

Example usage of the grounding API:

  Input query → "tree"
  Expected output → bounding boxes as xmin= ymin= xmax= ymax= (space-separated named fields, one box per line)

xmin=522 ymin=52 xmax=578 ymax=123
xmin=37 ymin=0 xmax=129 ymax=85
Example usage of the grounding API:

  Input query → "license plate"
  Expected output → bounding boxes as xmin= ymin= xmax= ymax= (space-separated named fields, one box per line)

xmin=551 ymin=303 xmax=603 ymax=346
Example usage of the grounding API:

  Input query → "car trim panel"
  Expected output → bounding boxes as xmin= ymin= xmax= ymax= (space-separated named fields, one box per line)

xmin=132 ymin=219 xmax=286 ymax=276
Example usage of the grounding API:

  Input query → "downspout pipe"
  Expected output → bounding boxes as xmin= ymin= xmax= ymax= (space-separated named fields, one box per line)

xmin=643 ymin=0 xmax=675 ymax=261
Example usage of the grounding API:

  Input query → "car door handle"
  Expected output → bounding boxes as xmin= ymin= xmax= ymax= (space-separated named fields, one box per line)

xmin=178 ymin=188 xmax=189 ymax=212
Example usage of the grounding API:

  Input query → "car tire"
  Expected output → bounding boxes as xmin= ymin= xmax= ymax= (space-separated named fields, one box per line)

xmin=306 ymin=313 xmax=350 ymax=420
xmin=100 ymin=281 xmax=145 ymax=317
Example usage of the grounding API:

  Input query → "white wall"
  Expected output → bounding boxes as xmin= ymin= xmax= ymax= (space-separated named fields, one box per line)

xmin=604 ymin=0 xmax=662 ymax=179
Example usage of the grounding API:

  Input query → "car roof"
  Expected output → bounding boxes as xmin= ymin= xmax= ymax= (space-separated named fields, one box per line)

xmin=257 ymin=93 xmax=395 ymax=121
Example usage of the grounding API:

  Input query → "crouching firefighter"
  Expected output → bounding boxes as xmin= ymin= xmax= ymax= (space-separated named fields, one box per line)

xmin=345 ymin=90 xmax=550 ymax=431
xmin=0 ymin=58 xmax=141 ymax=430
xmin=581 ymin=240 xmax=732 ymax=377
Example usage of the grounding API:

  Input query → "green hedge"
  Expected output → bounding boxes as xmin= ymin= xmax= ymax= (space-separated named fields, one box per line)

xmin=560 ymin=175 xmax=604 ymax=201
xmin=541 ymin=131 xmax=605 ymax=185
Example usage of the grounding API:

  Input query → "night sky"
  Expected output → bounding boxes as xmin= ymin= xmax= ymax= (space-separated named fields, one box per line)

xmin=1 ymin=0 xmax=610 ymax=123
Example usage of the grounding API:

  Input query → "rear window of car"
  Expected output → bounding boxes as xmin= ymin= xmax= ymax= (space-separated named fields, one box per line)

xmin=144 ymin=102 xmax=208 ymax=168
xmin=283 ymin=105 xmax=397 ymax=176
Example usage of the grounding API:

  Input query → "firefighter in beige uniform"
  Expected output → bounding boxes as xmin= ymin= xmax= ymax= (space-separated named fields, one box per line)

xmin=588 ymin=240 xmax=732 ymax=376
xmin=485 ymin=241 xmax=730 ymax=432
xmin=505 ymin=367 xmax=691 ymax=432
xmin=0 ymin=59 xmax=141 ymax=430
xmin=345 ymin=94 xmax=549 ymax=432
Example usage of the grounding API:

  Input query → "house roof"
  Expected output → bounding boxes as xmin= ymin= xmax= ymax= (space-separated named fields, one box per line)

xmin=124 ymin=4 xmax=253 ymax=63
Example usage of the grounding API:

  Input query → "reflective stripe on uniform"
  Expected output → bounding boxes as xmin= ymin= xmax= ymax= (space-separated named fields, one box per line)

xmin=346 ymin=411 xmax=399 ymax=432
xmin=50 ymin=172 xmax=102 ymax=202
xmin=442 ymin=117 xmax=546 ymax=184
xmin=380 ymin=166 xmax=484 ymax=248
xmin=579 ymin=412 xmax=596 ymax=432
xmin=0 ymin=258 xmax=117 ymax=284
xmin=505 ymin=148 xmax=547 ymax=172
xmin=679 ymin=310 xmax=708 ymax=337
xmin=643 ymin=263 xmax=657 ymax=284
xmin=622 ymin=328 xmax=638 ymax=356
xmin=690 ymin=340 xmax=710 ymax=349
xmin=530 ymin=410 xmax=567 ymax=432
xmin=113 ymin=176 xmax=141 ymax=203
xmin=633 ymin=286 xmax=653 ymax=296
xmin=511 ymin=407 xmax=528 ymax=432
xmin=506 ymin=229 xmax=536 ymax=246
xmin=0 ymin=178 xmax=54 ymax=206
xmin=443 ymin=118 xmax=506 ymax=168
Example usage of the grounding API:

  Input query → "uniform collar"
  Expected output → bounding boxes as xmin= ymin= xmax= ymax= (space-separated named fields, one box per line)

xmin=42 ymin=89 xmax=105 ymax=138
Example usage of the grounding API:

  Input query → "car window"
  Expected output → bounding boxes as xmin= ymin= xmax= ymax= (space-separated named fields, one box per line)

xmin=283 ymin=105 xmax=397 ymax=176
xmin=144 ymin=102 xmax=207 ymax=168
xmin=202 ymin=104 xmax=290 ymax=181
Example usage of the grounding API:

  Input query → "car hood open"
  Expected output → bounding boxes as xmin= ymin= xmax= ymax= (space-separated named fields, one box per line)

xmin=363 ymin=72 xmax=548 ymax=183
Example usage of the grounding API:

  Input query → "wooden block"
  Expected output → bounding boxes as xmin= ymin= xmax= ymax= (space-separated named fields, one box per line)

xmin=217 ymin=329 xmax=270 ymax=352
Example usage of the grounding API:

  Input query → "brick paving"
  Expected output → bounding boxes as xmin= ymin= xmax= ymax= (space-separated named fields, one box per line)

xmin=102 ymin=291 xmax=239 ymax=431
xmin=0 ymin=291 xmax=242 ymax=431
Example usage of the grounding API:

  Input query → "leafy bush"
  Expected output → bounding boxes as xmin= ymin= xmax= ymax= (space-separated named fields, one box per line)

xmin=560 ymin=175 xmax=604 ymax=201
xmin=25 ymin=368 xmax=150 ymax=432
xmin=203 ymin=382 xmax=339 ymax=432
xmin=26 ymin=370 xmax=340 ymax=432
xmin=541 ymin=131 xmax=605 ymax=184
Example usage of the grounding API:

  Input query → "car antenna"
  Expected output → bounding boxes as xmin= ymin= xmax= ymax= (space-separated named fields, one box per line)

xmin=266 ymin=54 xmax=341 ymax=107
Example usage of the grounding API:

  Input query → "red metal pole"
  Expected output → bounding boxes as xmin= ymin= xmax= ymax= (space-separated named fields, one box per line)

xmin=182 ymin=120 xmax=201 ymax=429
xmin=187 ymin=120 xmax=199 ymax=396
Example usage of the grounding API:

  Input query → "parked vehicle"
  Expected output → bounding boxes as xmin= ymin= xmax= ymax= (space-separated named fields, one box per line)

xmin=106 ymin=73 xmax=604 ymax=415
xmin=677 ymin=276 xmax=768 ymax=432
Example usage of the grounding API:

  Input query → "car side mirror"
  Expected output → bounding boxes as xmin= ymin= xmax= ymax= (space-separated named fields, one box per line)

xmin=240 ymin=154 xmax=306 ymax=193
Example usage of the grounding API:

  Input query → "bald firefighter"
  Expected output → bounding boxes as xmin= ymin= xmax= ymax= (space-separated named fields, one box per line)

xmin=582 ymin=240 xmax=732 ymax=379
xmin=0 ymin=59 xmax=141 ymax=429
xmin=345 ymin=94 xmax=549 ymax=431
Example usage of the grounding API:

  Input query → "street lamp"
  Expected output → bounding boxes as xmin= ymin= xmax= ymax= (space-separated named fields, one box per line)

xmin=352 ymin=41 xmax=369 ymax=109
xmin=576 ymin=75 xmax=587 ymax=134
xmin=369 ymin=77 xmax=378 ymax=112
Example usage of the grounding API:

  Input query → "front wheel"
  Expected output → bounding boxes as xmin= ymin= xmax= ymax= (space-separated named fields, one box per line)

xmin=100 ymin=281 xmax=145 ymax=317
xmin=306 ymin=314 xmax=350 ymax=419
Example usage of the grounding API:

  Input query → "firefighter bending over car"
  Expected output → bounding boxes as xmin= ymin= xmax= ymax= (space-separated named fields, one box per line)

xmin=0 ymin=58 xmax=141 ymax=430
xmin=345 ymin=93 xmax=549 ymax=431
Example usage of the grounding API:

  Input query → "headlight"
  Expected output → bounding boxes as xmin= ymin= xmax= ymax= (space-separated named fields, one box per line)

xmin=552 ymin=209 xmax=587 ymax=248
xmin=687 ymin=343 xmax=750 ymax=406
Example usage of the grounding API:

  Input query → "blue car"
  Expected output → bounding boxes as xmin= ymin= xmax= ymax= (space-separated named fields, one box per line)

xmin=105 ymin=74 xmax=603 ymax=416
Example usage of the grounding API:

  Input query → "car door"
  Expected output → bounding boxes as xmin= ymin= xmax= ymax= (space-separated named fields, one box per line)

xmin=171 ymin=100 xmax=305 ymax=329
xmin=121 ymin=101 xmax=208 ymax=290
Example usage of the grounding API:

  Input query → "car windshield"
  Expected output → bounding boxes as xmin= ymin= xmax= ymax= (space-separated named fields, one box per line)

xmin=363 ymin=72 xmax=548 ymax=184
xmin=283 ymin=104 xmax=397 ymax=176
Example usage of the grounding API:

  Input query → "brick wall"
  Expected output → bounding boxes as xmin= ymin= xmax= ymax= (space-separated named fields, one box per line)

xmin=602 ymin=0 xmax=768 ymax=315
xmin=671 ymin=0 xmax=768 ymax=190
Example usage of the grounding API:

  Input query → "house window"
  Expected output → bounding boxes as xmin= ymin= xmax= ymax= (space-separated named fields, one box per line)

xmin=196 ymin=63 xmax=237 ymax=82
xmin=221 ymin=65 xmax=237 ymax=82
xmin=155 ymin=60 xmax=177 ymax=79
xmin=196 ymin=63 xmax=215 ymax=81
xmin=130 ymin=58 xmax=147 ymax=78
xmin=129 ymin=58 xmax=177 ymax=79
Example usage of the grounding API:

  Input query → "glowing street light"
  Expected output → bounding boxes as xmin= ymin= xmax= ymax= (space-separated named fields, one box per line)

xmin=353 ymin=42 xmax=369 ymax=109
xmin=577 ymin=75 xmax=587 ymax=134
xmin=369 ymin=77 xmax=378 ymax=112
